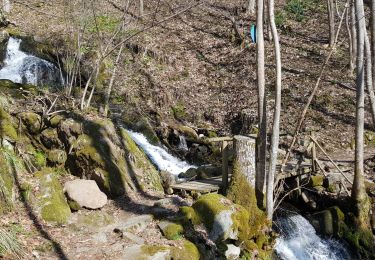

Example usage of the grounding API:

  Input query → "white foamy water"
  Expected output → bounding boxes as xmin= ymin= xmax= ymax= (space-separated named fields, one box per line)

xmin=178 ymin=135 xmax=188 ymax=151
xmin=126 ymin=130 xmax=195 ymax=176
xmin=0 ymin=37 xmax=62 ymax=86
xmin=275 ymin=213 xmax=350 ymax=260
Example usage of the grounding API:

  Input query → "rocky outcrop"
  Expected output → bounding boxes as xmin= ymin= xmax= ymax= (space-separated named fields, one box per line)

xmin=64 ymin=179 xmax=107 ymax=210
xmin=0 ymin=149 xmax=14 ymax=215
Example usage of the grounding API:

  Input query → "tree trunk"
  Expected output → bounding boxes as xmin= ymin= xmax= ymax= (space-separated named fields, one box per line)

xmin=247 ymin=0 xmax=256 ymax=15
xmin=256 ymin=0 xmax=266 ymax=208
xmin=371 ymin=0 xmax=375 ymax=97
xmin=346 ymin=2 xmax=354 ymax=73
xmin=351 ymin=0 xmax=358 ymax=68
xmin=103 ymin=43 xmax=124 ymax=116
xmin=364 ymin=31 xmax=375 ymax=127
xmin=2 ymin=0 xmax=10 ymax=13
xmin=266 ymin=0 xmax=281 ymax=220
xmin=328 ymin=0 xmax=336 ymax=46
xmin=139 ymin=0 xmax=144 ymax=17
xmin=353 ymin=0 xmax=371 ymax=228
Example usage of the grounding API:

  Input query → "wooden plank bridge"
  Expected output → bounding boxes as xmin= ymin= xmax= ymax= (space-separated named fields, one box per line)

xmin=170 ymin=135 xmax=313 ymax=195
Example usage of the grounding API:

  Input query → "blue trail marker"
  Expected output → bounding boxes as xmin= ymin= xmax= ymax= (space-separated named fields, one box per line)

xmin=250 ymin=24 xmax=256 ymax=43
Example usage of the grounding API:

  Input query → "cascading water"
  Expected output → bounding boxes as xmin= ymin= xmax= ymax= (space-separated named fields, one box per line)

xmin=0 ymin=37 xmax=63 ymax=86
xmin=178 ymin=135 xmax=188 ymax=151
xmin=275 ymin=212 xmax=351 ymax=260
xmin=126 ymin=130 xmax=195 ymax=176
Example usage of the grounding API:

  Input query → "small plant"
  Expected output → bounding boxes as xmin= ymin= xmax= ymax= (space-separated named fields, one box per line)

xmin=33 ymin=151 xmax=46 ymax=168
xmin=171 ymin=102 xmax=187 ymax=121
xmin=285 ymin=0 xmax=306 ymax=22
xmin=0 ymin=228 xmax=25 ymax=259
xmin=275 ymin=10 xmax=286 ymax=28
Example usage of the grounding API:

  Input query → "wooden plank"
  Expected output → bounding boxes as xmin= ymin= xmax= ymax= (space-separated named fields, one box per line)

xmin=207 ymin=137 xmax=234 ymax=142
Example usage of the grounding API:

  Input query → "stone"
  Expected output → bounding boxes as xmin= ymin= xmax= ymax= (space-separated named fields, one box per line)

xmin=64 ymin=179 xmax=107 ymax=210
xmin=40 ymin=128 xmax=61 ymax=149
xmin=35 ymin=168 xmax=71 ymax=224
xmin=158 ymin=221 xmax=184 ymax=240
xmin=178 ymin=168 xmax=198 ymax=179
xmin=324 ymin=172 xmax=353 ymax=193
xmin=47 ymin=149 xmax=67 ymax=165
xmin=20 ymin=112 xmax=41 ymax=134
xmin=225 ymin=244 xmax=241 ymax=260
xmin=310 ymin=206 xmax=345 ymax=236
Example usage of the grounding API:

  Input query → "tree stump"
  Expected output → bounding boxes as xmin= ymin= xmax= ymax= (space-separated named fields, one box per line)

xmin=239 ymin=109 xmax=257 ymax=135
xmin=227 ymin=136 xmax=257 ymax=209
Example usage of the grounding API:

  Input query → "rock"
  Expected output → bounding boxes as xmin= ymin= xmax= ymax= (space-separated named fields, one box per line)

xmin=64 ymin=179 xmax=107 ymax=210
xmin=310 ymin=206 xmax=345 ymax=236
xmin=40 ymin=128 xmax=61 ymax=149
xmin=153 ymin=197 xmax=189 ymax=208
xmin=309 ymin=175 xmax=324 ymax=187
xmin=0 ymin=107 xmax=17 ymax=142
xmin=123 ymin=240 xmax=199 ymax=260
xmin=0 ymin=149 xmax=14 ymax=215
xmin=122 ymin=112 xmax=160 ymax=145
xmin=324 ymin=172 xmax=353 ymax=193
xmin=46 ymin=149 xmax=67 ymax=165
xmin=20 ymin=112 xmax=41 ymax=134
xmin=160 ymin=170 xmax=176 ymax=190
xmin=35 ymin=168 xmax=71 ymax=224
xmin=57 ymin=118 xmax=82 ymax=146
xmin=178 ymin=168 xmax=198 ymax=179
xmin=49 ymin=114 xmax=64 ymax=128
xmin=181 ymin=193 xmax=250 ymax=242
xmin=225 ymin=244 xmax=241 ymax=260
xmin=196 ymin=165 xmax=221 ymax=179
xmin=158 ymin=221 xmax=184 ymax=240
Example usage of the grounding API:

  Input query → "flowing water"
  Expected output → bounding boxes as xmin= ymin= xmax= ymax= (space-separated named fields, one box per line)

xmin=0 ymin=37 xmax=63 ymax=86
xmin=275 ymin=211 xmax=351 ymax=260
xmin=126 ymin=130 xmax=195 ymax=176
xmin=178 ymin=135 xmax=188 ymax=151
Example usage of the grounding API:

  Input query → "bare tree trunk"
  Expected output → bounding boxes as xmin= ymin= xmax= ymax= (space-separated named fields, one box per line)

xmin=346 ymin=3 xmax=355 ymax=73
xmin=139 ymin=0 xmax=144 ymax=17
xmin=364 ymin=31 xmax=375 ymax=127
xmin=351 ymin=0 xmax=358 ymax=67
xmin=256 ymin=0 xmax=266 ymax=208
xmin=328 ymin=0 xmax=336 ymax=46
xmin=266 ymin=0 xmax=281 ymax=220
xmin=247 ymin=0 xmax=256 ymax=15
xmin=2 ymin=0 xmax=10 ymax=13
xmin=353 ymin=0 xmax=371 ymax=228
xmin=371 ymin=0 xmax=375 ymax=97
xmin=103 ymin=44 xmax=124 ymax=116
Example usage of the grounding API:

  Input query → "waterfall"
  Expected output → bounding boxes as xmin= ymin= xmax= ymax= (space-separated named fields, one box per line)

xmin=126 ymin=130 xmax=195 ymax=176
xmin=178 ymin=135 xmax=188 ymax=151
xmin=275 ymin=212 xmax=351 ymax=260
xmin=0 ymin=37 xmax=63 ymax=86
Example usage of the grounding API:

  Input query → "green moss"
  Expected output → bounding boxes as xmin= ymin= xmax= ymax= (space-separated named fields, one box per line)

xmin=35 ymin=168 xmax=71 ymax=224
xmin=170 ymin=240 xmax=200 ymax=260
xmin=171 ymin=102 xmax=187 ymax=121
xmin=121 ymin=113 xmax=160 ymax=145
xmin=180 ymin=206 xmax=200 ymax=225
xmin=34 ymin=151 xmax=46 ymax=168
xmin=0 ymin=108 xmax=18 ymax=142
xmin=162 ymin=223 xmax=184 ymax=240
xmin=207 ymin=130 xmax=218 ymax=138
xmin=49 ymin=115 xmax=64 ymax=127
xmin=141 ymin=245 xmax=169 ymax=256
xmin=47 ymin=149 xmax=67 ymax=165
xmin=309 ymin=175 xmax=324 ymax=187
xmin=0 ymin=150 xmax=14 ymax=214
xmin=20 ymin=112 xmax=41 ymax=134
xmin=20 ymin=183 xmax=32 ymax=202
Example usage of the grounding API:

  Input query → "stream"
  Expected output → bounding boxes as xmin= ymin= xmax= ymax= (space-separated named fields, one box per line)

xmin=0 ymin=36 xmax=352 ymax=260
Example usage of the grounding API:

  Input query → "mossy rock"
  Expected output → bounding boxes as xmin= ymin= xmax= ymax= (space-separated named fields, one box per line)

xmin=49 ymin=115 xmax=64 ymax=128
xmin=0 ymin=107 xmax=18 ymax=142
xmin=310 ymin=206 xmax=345 ymax=236
xmin=20 ymin=112 xmax=41 ymax=134
xmin=18 ymin=35 xmax=58 ymax=64
xmin=309 ymin=175 xmax=324 ymax=187
xmin=40 ymin=128 xmax=61 ymax=149
xmin=158 ymin=221 xmax=184 ymax=240
xmin=0 ymin=149 xmax=15 ymax=215
xmin=0 ymin=79 xmax=37 ymax=98
xmin=35 ymin=168 xmax=71 ymax=224
xmin=120 ymin=129 xmax=163 ymax=192
xmin=140 ymin=240 xmax=199 ymax=260
xmin=47 ymin=149 xmax=67 ymax=166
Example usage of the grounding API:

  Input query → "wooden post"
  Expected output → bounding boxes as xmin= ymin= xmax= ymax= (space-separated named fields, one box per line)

xmin=222 ymin=140 xmax=229 ymax=192
xmin=311 ymin=131 xmax=317 ymax=173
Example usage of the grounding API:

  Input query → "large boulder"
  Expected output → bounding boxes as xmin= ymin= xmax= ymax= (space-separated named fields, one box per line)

xmin=20 ymin=112 xmax=41 ymax=134
xmin=181 ymin=193 xmax=250 ymax=242
xmin=64 ymin=179 xmax=107 ymax=210
xmin=35 ymin=168 xmax=71 ymax=224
